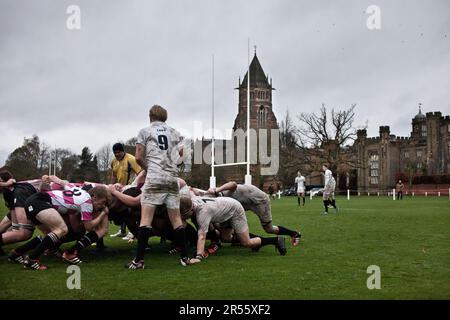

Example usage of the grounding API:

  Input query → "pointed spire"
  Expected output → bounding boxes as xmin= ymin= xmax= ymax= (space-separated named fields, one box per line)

xmin=241 ymin=54 xmax=269 ymax=87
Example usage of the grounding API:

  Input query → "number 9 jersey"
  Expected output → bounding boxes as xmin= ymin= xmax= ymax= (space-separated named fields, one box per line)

xmin=137 ymin=121 xmax=184 ymax=188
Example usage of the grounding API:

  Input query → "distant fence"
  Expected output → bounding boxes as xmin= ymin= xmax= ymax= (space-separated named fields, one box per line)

xmin=334 ymin=188 xmax=450 ymax=200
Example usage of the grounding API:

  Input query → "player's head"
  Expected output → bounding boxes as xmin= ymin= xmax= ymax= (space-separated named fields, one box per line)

xmin=398 ymin=180 xmax=402 ymax=184
xmin=0 ymin=169 xmax=13 ymax=192
xmin=322 ymin=164 xmax=328 ymax=172
xmin=297 ymin=171 xmax=301 ymax=176
xmin=180 ymin=196 xmax=193 ymax=219
xmin=149 ymin=105 xmax=168 ymax=123
xmin=88 ymin=186 xmax=113 ymax=212
xmin=112 ymin=143 xmax=125 ymax=161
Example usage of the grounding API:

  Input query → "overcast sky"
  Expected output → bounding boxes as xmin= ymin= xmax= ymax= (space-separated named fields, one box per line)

xmin=1 ymin=0 xmax=449 ymax=166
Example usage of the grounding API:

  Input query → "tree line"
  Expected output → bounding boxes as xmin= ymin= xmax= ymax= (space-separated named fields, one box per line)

xmin=1 ymin=135 xmax=137 ymax=183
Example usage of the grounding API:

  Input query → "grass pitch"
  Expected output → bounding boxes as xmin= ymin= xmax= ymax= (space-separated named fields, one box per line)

xmin=0 ymin=195 xmax=449 ymax=300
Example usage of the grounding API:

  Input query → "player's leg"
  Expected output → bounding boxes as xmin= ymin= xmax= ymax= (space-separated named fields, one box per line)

xmin=0 ymin=207 xmax=34 ymax=245
xmin=301 ymin=192 xmax=305 ymax=206
xmin=126 ymin=204 xmax=156 ymax=269
xmin=236 ymin=229 xmax=287 ymax=256
xmin=328 ymin=189 xmax=338 ymax=213
xmin=0 ymin=213 xmax=12 ymax=255
xmin=9 ymin=225 xmax=49 ymax=264
xmin=166 ymin=193 xmax=190 ymax=266
xmin=322 ymin=192 xmax=330 ymax=215
xmin=256 ymin=202 xmax=301 ymax=246
xmin=0 ymin=213 xmax=12 ymax=233
xmin=23 ymin=208 xmax=68 ymax=270
xmin=297 ymin=192 xmax=301 ymax=206
xmin=233 ymin=212 xmax=287 ymax=255
xmin=63 ymin=213 xmax=110 ymax=264
xmin=262 ymin=221 xmax=301 ymax=247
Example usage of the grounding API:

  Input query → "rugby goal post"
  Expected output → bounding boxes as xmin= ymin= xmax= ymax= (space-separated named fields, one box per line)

xmin=210 ymin=40 xmax=252 ymax=188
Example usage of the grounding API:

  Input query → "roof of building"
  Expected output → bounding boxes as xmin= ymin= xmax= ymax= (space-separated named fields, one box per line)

xmin=241 ymin=54 xmax=270 ymax=87
xmin=414 ymin=105 xmax=426 ymax=119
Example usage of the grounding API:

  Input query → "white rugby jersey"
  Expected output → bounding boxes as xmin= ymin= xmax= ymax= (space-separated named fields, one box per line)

xmin=137 ymin=121 xmax=183 ymax=185
xmin=46 ymin=186 xmax=93 ymax=221
xmin=295 ymin=176 xmax=305 ymax=190
xmin=221 ymin=184 xmax=268 ymax=210
xmin=324 ymin=169 xmax=335 ymax=188
xmin=192 ymin=196 xmax=245 ymax=233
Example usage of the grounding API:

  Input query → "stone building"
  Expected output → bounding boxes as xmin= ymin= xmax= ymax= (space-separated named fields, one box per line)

xmin=355 ymin=107 xmax=450 ymax=192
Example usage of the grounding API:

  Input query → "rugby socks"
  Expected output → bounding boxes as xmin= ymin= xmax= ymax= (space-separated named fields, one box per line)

xmin=330 ymin=199 xmax=337 ymax=209
xmin=297 ymin=197 xmax=301 ymax=205
xmin=185 ymin=223 xmax=198 ymax=247
xmin=277 ymin=226 xmax=297 ymax=237
xmin=135 ymin=226 xmax=152 ymax=261
xmin=323 ymin=200 xmax=329 ymax=213
xmin=259 ymin=236 xmax=278 ymax=247
xmin=96 ymin=237 xmax=105 ymax=249
xmin=173 ymin=226 xmax=188 ymax=259
xmin=28 ymin=232 xmax=60 ymax=260
xmin=302 ymin=197 xmax=306 ymax=205
xmin=14 ymin=236 xmax=42 ymax=255
xmin=69 ymin=231 xmax=99 ymax=254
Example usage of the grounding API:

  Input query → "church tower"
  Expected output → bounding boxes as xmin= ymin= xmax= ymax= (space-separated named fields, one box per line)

xmin=233 ymin=53 xmax=279 ymax=132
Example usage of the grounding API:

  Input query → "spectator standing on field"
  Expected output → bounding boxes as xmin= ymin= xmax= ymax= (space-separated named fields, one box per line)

xmin=396 ymin=180 xmax=404 ymax=200
xmin=109 ymin=143 xmax=142 ymax=239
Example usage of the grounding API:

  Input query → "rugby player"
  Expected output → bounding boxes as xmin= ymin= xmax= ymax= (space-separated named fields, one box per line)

xmin=0 ymin=170 xmax=39 ymax=254
xmin=206 ymin=182 xmax=301 ymax=246
xmin=295 ymin=171 xmax=306 ymax=206
xmin=126 ymin=104 xmax=191 ymax=269
xmin=322 ymin=164 xmax=338 ymax=215
xmin=181 ymin=196 xmax=287 ymax=263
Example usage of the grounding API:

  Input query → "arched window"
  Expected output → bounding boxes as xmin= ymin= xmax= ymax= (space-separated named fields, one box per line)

xmin=258 ymin=106 xmax=266 ymax=127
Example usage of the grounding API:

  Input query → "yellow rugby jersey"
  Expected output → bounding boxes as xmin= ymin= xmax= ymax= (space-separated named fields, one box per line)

xmin=111 ymin=153 xmax=142 ymax=185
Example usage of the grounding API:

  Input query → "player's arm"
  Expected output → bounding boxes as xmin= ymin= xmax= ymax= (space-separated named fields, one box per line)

xmin=190 ymin=187 xmax=207 ymax=196
xmin=130 ymin=156 xmax=143 ymax=175
xmin=83 ymin=207 xmax=108 ymax=231
xmin=195 ymin=231 xmax=207 ymax=257
xmin=0 ymin=178 xmax=16 ymax=187
xmin=135 ymin=143 xmax=147 ymax=171
xmin=107 ymin=185 xmax=141 ymax=207
xmin=207 ymin=181 xmax=237 ymax=195
xmin=178 ymin=178 xmax=187 ymax=189
xmin=130 ymin=170 xmax=146 ymax=187
xmin=42 ymin=175 xmax=71 ymax=189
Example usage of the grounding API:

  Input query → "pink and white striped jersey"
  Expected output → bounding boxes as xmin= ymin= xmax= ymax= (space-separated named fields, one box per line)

xmin=46 ymin=186 xmax=93 ymax=221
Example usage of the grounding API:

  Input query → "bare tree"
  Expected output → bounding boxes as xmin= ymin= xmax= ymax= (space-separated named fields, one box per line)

xmin=296 ymin=104 xmax=362 ymax=171
xmin=96 ymin=143 xmax=113 ymax=172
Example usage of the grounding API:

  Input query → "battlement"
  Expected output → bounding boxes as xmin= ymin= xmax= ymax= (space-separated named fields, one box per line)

xmin=426 ymin=111 xmax=442 ymax=118
xmin=357 ymin=129 xmax=367 ymax=137
xmin=394 ymin=136 xmax=410 ymax=141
